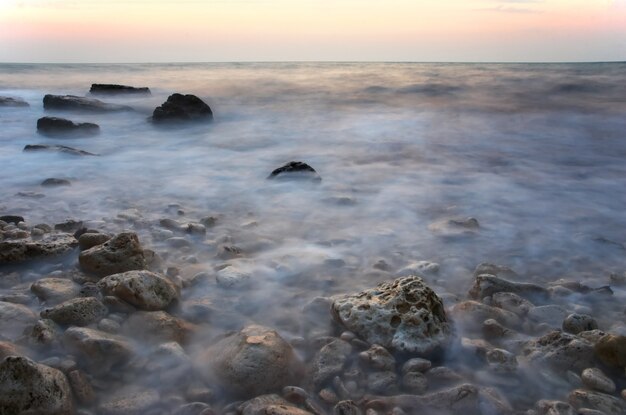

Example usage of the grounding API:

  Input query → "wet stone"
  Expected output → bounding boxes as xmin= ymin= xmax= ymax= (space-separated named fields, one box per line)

xmin=581 ymin=367 xmax=616 ymax=393
xmin=78 ymin=232 xmax=111 ymax=250
xmin=31 ymin=277 xmax=82 ymax=304
xmin=79 ymin=232 xmax=146 ymax=277
xmin=568 ymin=389 xmax=626 ymax=414
xmin=41 ymin=297 xmax=108 ymax=326
xmin=0 ymin=232 xmax=77 ymax=264
xmin=97 ymin=270 xmax=179 ymax=311
xmin=311 ymin=339 xmax=353 ymax=388
xmin=563 ymin=313 xmax=599 ymax=335
xmin=41 ymin=178 xmax=71 ymax=187
xmin=359 ymin=344 xmax=395 ymax=371
xmin=594 ymin=334 xmax=626 ymax=368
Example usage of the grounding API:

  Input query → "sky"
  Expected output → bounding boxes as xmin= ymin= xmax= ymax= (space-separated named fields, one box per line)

xmin=0 ymin=0 xmax=625 ymax=62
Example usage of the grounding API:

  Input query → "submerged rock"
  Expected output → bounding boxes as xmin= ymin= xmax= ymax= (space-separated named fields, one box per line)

xmin=122 ymin=311 xmax=195 ymax=344
xmin=0 ymin=232 xmax=77 ymax=264
xmin=97 ymin=270 xmax=179 ymax=311
xmin=332 ymin=275 xmax=451 ymax=354
xmin=98 ymin=388 xmax=160 ymax=415
xmin=151 ymin=93 xmax=213 ymax=123
xmin=43 ymin=94 xmax=132 ymax=112
xmin=79 ymin=232 xmax=146 ymax=277
xmin=41 ymin=178 xmax=71 ymax=187
xmin=469 ymin=274 xmax=548 ymax=301
xmin=581 ymin=367 xmax=616 ymax=393
xmin=24 ymin=144 xmax=97 ymax=156
xmin=0 ymin=96 xmax=29 ymax=107
xmin=198 ymin=325 xmax=303 ymax=397
xmin=36 ymin=116 xmax=99 ymax=137
xmin=268 ymin=161 xmax=322 ymax=182
xmin=90 ymin=83 xmax=150 ymax=94
xmin=0 ymin=356 xmax=73 ymax=415
xmin=568 ymin=389 xmax=626 ymax=414
xmin=310 ymin=339 xmax=353 ymax=387
xmin=521 ymin=330 xmax=595 ymax=373
xmin=0 ymin=301 xmax=38 ymax=340
xmin=63 ymin=326 xmax=133 ymax=372
xmin=594 ymin=334 xmax=626 ymax=368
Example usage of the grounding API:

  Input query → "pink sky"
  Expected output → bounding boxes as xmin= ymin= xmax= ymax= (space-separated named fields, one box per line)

xmin=1 ymin=0 xmax=625 ymax=62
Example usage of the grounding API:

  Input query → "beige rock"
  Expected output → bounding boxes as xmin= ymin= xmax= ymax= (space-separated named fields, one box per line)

xmin=581 ymin=367 xmax=616 ymax=393
xmin=569 ymin=389 xmax=626 ymax=414
xmin=595 ymin=334 xmax=626 ymax=368
xmin=78 ymin=232 xmax=111 ymax=250
xmin=31 ymin=277 xmax=81 ymax=304
xmin=97 ymin=270 xmax=179 ymax=311
xmin=79 ymin=232 xmax=146 ymax=277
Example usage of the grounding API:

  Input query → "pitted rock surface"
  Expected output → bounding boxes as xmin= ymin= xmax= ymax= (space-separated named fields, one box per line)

xmin=0 ymin=233 xmax=77 ymax=264
xmin=332 ymin=276 xmax=451 ymax=354
xmin=97 ymin=270 xmax=179 ymax=311
xmin=79 ymin=232 xmax=146 ymax=277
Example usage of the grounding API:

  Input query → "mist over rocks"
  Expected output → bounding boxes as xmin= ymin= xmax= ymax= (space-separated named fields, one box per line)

xmin=331 ymin=276 xmax=451 ymax=354
xmin=24 ymin=144 xmax=97 ymax=156
xmin=36 ymin=116 xmax=100 ymax=137
xmin=151 ymin=93 xmax=213 ymax=123
xmin=43 ymin=94 xmax=132 ymax=112
xmin=79 ymin=232 xmax=147 ymax=277
xmin=0 ymin=232 xmax=77 ymax=264
xmin=268 ymin=161 xmax=322 ymax=182
xmin=0 ymin=95 xmax=29 ymax=107
xmin=90 ymin=83 xmax=151 ymax=95
xmin=97 ymin=270 xmax=179 ymax=311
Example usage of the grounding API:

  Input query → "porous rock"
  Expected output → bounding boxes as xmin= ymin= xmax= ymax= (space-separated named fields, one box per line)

xmin=563 ymin=313 xmax=598 ymax=335
xmin=98 ymin=388 xmax=160 ymax=415
xmin=36 ymin=116 xmax=99 ymax=137
xmin=198 ymin=325 xmax=303 ymax=397
xmin=41 ymin=297 xmax=107 ymax=326
xmin=97 ymin=270 xmax=179 ymax=311
xmin=332 ymin=276 xmax=450 ymax=354
xmin=79 ymin=232 xmax=146 ymax=277
xmin=521 ymin=330 xmax=595 ymax=373
xmin=43 ymin=94 xmax=132 ymax=112
xmin=0 ymin=356 xmax=73 ymax=415
xmin=0 ymin=232 xmax=77 ymax=264
xmin=151 ymin=93 xmax=213 ymax=123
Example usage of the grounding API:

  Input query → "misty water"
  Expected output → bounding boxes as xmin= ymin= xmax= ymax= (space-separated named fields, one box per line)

xmin=1 ymin=62 xmax=626 ymax=414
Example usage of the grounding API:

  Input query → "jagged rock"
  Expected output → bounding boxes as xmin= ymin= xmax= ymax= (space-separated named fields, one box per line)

xmin=311 ymin=339 xmax=352 ymax=387
xmin=36 ymin=116 xmax=99 ymax=137
xmin=521 ymin=330 xmax=595 ymax=373
xmin=41 ymin=297 xmax=107 ymax=326
xmin=43 ymin=94 xmax=132 ymax=112
xmin=41 ymin=178 xmax=71 ymax=187
xmin=79 ymin=232 xmax=146 ymax=277
xmin=0 ymin=232 xmax=77 ymax=264
xmin=581 ymin=367 xmax=616 ymax=393
xmin=98 ymin=388 xmax=160 ymax=415
xmin=0 ymin=356 xmax=73 ymax=415
xmin=568 ymin=389 xmax=626 ymax=414
xmin=97 ymin=270 xmax=178 ymax=310
xmin=594 ymin=334 xmax=626 ymax=368
xmin=198 ymin=325 xmax=303 ymax=397
xmin=268 ymin=161 xmax=321 ymax=182
xmin=64 ymin=326 xmax=133 ymax=373
xmin=31 ymin=277 xmax=82 ymax=304
xmin=332 ymin=276 xmax=451 ymax=354
xmin=0 ymin=301 xmax=38 ymax=340
xmin=151 ymin=93 xmax=213 ymax=123
xmin=0 ymin=96 xmax=29 ymax=107
xmin=563 ymin=313 xmax=598 ymax=335
xmin=122 ymin=311 xmax=195 ymax=344
xmin=24 ymin=144 xmax=97 ymax=156
xmin=469 ymin=274 xmax=548 ymax=301
xmin=90 ymin=84 xmax=150 ymax=94
xmin=333 ymin=401 xmax=362 ymax=415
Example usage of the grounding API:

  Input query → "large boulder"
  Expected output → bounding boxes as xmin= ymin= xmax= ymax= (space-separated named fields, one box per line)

xmin=198 ymin=325 xmax=303 ymax=397
xmin=0 ymin=96 xmax=29 ymax=107
xmin=41 ymin=297 xmax=108 ymax=326
xmin=79 ymin=232 xmax=146 ymax=277
xmin=0 ymin=232 xmax=77 ymax=264
xmin=64 ymin=327 xmax=134 ymax=373
xmin=24 ymin=144 xmax=97 ymax=156
xmin=332 ymin=276 xmax=451 ymax=354
xmin=0 ymin=356 xmax=73 ymax=415
xmin=98 ymin=270 xmax=179 ymax=310
xmin=151 ymin=93 xmax=213 ymax=123
xmin=0 ymin=301 xmax=38 ymax=340
xmin=36 ymin=116 xmax=99 ymax=137
xmin=90 ymin=84 xmax=150 ymax=95
xmin=267 ymin=161 xmax=321 ymax=182
xmin=43 ymin=94 xmax=132 ymax=112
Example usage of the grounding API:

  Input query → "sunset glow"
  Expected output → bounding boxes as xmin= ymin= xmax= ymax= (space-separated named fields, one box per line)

xmin=1 ymin=0 xmax=625 ymax=62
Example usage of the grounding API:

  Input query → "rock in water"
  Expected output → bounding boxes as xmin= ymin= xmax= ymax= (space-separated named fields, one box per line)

xmin=0 ymin=356 xmax=73 ymax=415
xmin=151 ymin=93 xmax=213 ymax=123
xmin=0 ymin=96 xmax=29 ymax=107
xmin=63 ymin=327 xmax=134 ymax=373
xmin=41 ymin=297 xmax=108 ymax=326
xmin=594 ymin=334 xmax=626 ymax=368
xmin=521 ymin=330 xmax=595 ymax=373
xmin=97 ymin=270 xmax=179 ymax=311
xmin=332 ymin=275 xmax=451 ymax=354
xmin=24 ymin=144 xmax=97 ymax=156
xmin=90 ymin=83 xmax=151 ymax=94
xmin=268 ymin=161 xmax=322 ymax=182
xmin=36 ymin=116 xmax=99 ymax=137
xmin=41 ymin=178 xmax=71 ymax=187
xmin=79 ymin=232 xmax=146 ymax=277
xmin=0 ymin=232 xmax=77 ymax=264
xmin=0 ymin=301 xmax=38 ymax=340
xmin=198 ymin=325 xmax=303 ymax=397
xmin=43 ymin=94 xmax=132 ymax=112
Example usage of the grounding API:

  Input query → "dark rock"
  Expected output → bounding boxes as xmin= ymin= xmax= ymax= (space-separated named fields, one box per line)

xmin=151 ymin=93 xmax=213 ymax=123
xmin=90 ymin=83 xmax=150 ymax=95
xmin=54 ymin=220 xmax=83 ymax=232
xmin=0 ymin=96 xmax=29 ymax=107
xmin=0 ymin=215 xmax=24 ymax=225
xmin=43 ymin=94 xmax=132 ymax=112
xmin=37 ymin=116 xmax=99 ymax=137
xmin=268 ymin=161 xmax=321 ymax=182
xmin=41 ymin=178 xmax=71 ymax=187
xmin=24 ymin=144 xmax=97 ymax=156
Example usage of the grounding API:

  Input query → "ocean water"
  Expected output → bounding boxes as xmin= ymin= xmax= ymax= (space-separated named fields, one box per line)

xmin=1 ymin=62 xmax=626 ymax=410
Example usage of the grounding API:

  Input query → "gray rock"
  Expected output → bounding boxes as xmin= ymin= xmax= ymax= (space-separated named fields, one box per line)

xmin=333 ymin=400 xmax=362 ymax=415
xmin=36 ymin=116 xmax=99 ymax=137
xmin=97 ymin=270 xmax=179 ymax=311
xmin=41 ymin=297 xmax=107 ymax=326
xmin=401 ymin=358 xmax=432 ymax=374
xmin=64 ymin=326 xmax=133 ymax=373
xmin=79 ymin=232 xmax=146 ymax=277
xmin=267 ymin=161 xmax=321 ymax=182
xmin=491 ymin=292 xmax=534 ymax=317
xmin=122 ymin=311 xmax=195 ymax=344
xmin=41 ymin=178 xmax=71 ymax=187
xmin=359 ymin=344 xmax=395 ymax=371
xmin=473 ymin=263 xmax=517 ymax=278
xmin=332 ymin=276 xmax=451 ymax=354
xmin=485 ymin=348 xmax=518 ymax=373
xmin=31 ymin=277 xmax=82 ymax=304
xmin=563 ymin=314 xmax=598 ymax=335
xmin=78 ymin=232 xmax=111 ymax=250
xmin=68 ymin=369 xmax=95 ymax=405
xmin=0 ymin=96 xmax=29 ymax=107
xmin=0 ymin=356 xmax=73 ymax=415
xmin=0 ymin=301 xmax=37 ymax=340
xmin=401 ymin=371 xmax=428 ymax=394
xmin=216 ymin=265 xmax=252 ymax=288
xmin=0 ymin=232 xmax=77 ymax=264
xmin=367 ymin=371 xmax=397 ymax=394
xmin=568 ymin=389 xmax=626 ymax=414
xmin=239 ymin=394 xmax=312 ymax=415
xmin=469 ymin=274 xmax=548 ymax=301
xmin=311 ymin=339 xmax=352 ymax=387
xmin=98 ymin=388 xmax=160 ymax=415
xmin=535 ymin=400 xmax=574 ymax=415
xmin=43 ymin=94 xmax=132 ymax=112
xmin=198 ymin=325 xmax=303 ymax=397
xmin=581 ymin=367 xmax=616 ymax=393
xmin=24 ymin=144 xmax=97 ymax=156
xmin=528 ymin=305 xmax=569 ymax=328
xmin=450 ymin=300 xmax=521 ymax=329
xmin=25 ymin=319 xmax=62 ymax=348
xmin=521 ymin=331 xmax=595 ymax=374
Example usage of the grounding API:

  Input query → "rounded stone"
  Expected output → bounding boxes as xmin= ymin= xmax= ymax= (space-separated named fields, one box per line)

xmin=79 ymin=232 xmax=146 ymax=277
xmin=581 ymin=367 xmax=616 ymax=393
xmin=563 ymin=314 xmax=599 ymax=335
xmin=97 ymin=270 xmax=179 ymax=311
xmin=41 ymin=297 xmax=108 ymax=326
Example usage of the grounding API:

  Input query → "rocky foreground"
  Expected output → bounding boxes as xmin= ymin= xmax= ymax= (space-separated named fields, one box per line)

xmin=0 ymin=215 xmax=625 ymax=415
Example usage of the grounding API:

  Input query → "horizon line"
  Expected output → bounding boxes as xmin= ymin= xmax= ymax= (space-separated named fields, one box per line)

xmin=1 ymin=60 xmax=625 ymax=65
